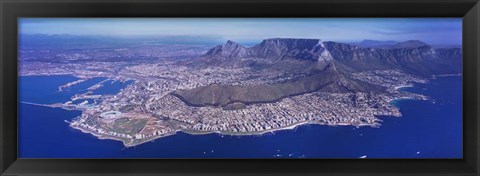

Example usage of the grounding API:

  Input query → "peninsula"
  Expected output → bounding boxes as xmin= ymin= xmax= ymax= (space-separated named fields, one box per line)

xmin=19 ymin=37 xmax=461 ymax=147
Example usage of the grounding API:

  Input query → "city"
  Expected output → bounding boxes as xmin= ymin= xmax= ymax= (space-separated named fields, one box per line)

xmin=19 ymin=39 xmax=436 ymax=147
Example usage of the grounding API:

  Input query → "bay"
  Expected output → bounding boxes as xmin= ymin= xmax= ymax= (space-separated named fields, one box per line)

xmin=18 ymin=75 xmax=462 ymax=158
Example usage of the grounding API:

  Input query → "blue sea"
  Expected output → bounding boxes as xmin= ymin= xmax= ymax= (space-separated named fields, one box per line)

xmin=18 ymin=75 xmax=462 ymax=159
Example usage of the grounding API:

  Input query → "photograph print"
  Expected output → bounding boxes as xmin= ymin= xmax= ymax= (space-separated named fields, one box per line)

xmin=18 ymin=18 xmax=462 ymax=159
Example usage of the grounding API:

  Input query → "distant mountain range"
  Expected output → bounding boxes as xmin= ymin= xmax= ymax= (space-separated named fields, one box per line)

xmin=351 ymin=39 xmax=461 ymax=49
xmin=351 ymin=40 xmax=399 ymax=48
xmin=176 ymin=38 xmax=462 ymax=108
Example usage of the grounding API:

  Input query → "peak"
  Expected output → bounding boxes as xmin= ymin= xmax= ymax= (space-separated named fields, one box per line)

xmin=226 ymin=40 xmax=237 ymax=45
xmin=204 ymin=40 xmax=249 ymax=58
xmin=224 ymin=40 xmax=245 ymax=48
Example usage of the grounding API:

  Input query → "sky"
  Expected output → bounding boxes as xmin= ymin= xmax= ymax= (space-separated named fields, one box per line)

xmin=19 ymin=18 xmax=462 ymax=45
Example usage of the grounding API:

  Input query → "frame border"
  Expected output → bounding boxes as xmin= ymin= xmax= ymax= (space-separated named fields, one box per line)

xmin=1 ymin=0 xmax=479 ymax=175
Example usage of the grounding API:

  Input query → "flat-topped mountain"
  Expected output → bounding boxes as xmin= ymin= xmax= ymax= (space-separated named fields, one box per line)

xmin=198 ymin=38 xmax=460 ymax=76
xmin=204 ymin=38 xmax=332 ymax=62
xmin=249 ymin=38 xmax=331 ymax=61
xmin=191 ymin=38 xmax=334 ymax=71
xmin=392 ymin=40 xmax=429 ymax=49
xmin=176 ymin=38 xmax=461 ymax=109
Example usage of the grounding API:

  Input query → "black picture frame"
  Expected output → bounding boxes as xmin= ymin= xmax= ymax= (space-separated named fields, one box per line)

xmin=1 ymin=0 xmax=479 ymax=175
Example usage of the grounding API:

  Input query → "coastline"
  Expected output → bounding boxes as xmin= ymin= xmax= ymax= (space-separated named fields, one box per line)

xmin=128 ymin=120 xmax=378 ymax=147
xmin=18 ymin=74 xmax=463 ymax=158
xmin=23 ymin=100 xmax=384 ymax=148
xmin=20 ymin=101 xmax=86 ymax=111
xmin=20 ymin=79 xmax=432 ymax=148
xmin=72 ymin=118 xmax=380 ymax=147
xmin=393 ymin=84 xmax=414 ymax=91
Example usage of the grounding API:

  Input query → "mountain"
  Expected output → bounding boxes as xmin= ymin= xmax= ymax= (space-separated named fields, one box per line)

xmin=352 ymin=40 xmax=435 ymax=49
xmin=173 ymin=64 xmax=383 ymax=109
xmin=391 ymin=40 xmax=429 ymax=49
xmin=248 ymin=38 xmax=330 ymax=61
xmin=322 ymin=41 xmax=461 ymax=76
xmin=204 ymin=40 xmax=251 ymax=59
xmin=176 ymin=38 xmax=461 ymax=108
xmin=198 ymin=38 xmax=461 ymax=76
xmin=193 ymin=38 xmax=334 ymax=71
xmin=352 ymin=40 xmax=398 ymax=48
xmin=205 ymin=38 xmax=332 ymax=61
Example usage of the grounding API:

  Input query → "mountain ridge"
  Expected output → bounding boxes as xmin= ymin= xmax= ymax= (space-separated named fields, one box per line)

xmin=176 ymin=38 xmax=461 ymax=108
xmin=198 ymin=38 xmax=461 ymax=76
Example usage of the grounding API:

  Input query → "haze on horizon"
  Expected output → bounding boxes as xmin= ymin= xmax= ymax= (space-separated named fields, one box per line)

xmin=19 ymin=18 xmax=462 ymax=46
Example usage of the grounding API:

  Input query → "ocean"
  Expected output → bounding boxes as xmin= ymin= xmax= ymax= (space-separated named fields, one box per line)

xmin=18 ymin=75 xmax=462 ymax=159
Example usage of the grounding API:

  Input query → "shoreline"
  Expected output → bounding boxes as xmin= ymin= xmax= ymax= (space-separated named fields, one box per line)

xmin=22 ymin=76 xmax=440 ymax=148
xmin=23 ymin=99 xmax=387 ymax=148
xmin=72 ymin=119 xmax=380 ymax=147
xmin=393 ymin=84 xmax=414 ymax=91
xmin=20 ymin=101 xmax=86 ymax=112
